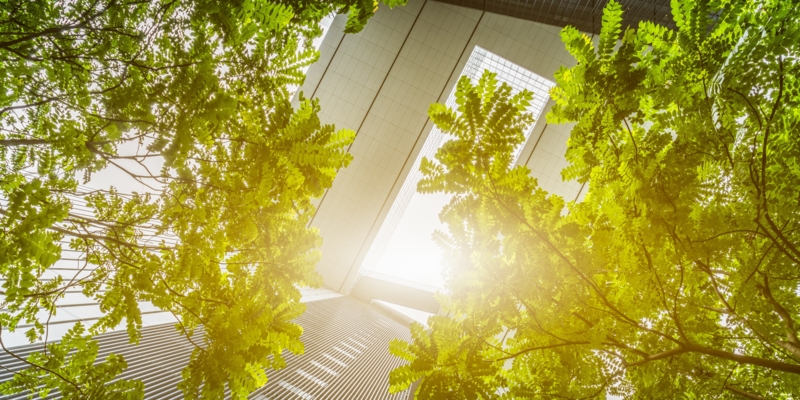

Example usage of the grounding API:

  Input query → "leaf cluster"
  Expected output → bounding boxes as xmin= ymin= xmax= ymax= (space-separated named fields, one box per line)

xmin=0 ymin=0 xmax=383 ymax=398
xmin=390 ymin=0 xmax=800 ymax=398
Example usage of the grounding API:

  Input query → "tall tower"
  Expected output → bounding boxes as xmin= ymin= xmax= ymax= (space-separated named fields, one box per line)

xmin=301 ymin=0 xmax=670 ymax=311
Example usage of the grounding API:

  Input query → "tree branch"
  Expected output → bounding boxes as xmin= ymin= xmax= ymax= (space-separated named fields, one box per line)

xmin=756 ymin=274 xmax=800 ymax=356
xmin=685 ymin=343 xmax=800 ymax=375
xmin=0 ymin=326 xmax=84 ymax=395
xmin=724 ymin=385 xmax=766 ymax=400
xmin=624 ymin=347 xmax=688 ymax=367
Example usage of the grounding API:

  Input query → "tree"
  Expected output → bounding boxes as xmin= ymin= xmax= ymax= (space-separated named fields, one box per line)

xmin=0 ymin=0 xmax=404 ymax=398
xmin=388 ymin=0 xmax=800 ymax=398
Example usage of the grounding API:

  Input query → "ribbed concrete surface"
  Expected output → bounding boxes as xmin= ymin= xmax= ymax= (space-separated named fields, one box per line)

xmin=0 ymin=296 xmax=411 ymax=399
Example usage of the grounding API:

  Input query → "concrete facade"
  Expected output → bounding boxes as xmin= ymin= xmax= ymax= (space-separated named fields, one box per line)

xmin=296 ymin=0 xmax=585 ymax=294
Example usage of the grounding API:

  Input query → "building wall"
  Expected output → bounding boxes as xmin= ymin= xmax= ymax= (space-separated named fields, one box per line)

xmin=0 ymin=295 xmax=413 ymax=400
xmin=296 ymin=0 xmax=587 ymax=294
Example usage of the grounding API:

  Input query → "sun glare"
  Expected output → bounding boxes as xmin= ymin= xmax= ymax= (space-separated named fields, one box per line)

xmin=361 ymin=46 xmax=554 ymax=290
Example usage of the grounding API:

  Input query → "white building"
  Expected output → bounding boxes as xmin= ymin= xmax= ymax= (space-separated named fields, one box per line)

xmin=300 ymin=0 xmax=668 ymax=314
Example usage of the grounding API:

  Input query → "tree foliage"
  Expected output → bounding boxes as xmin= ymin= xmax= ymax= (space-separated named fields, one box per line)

xmin=389 ymin=0 xmax=800 ymax=397
xmin=0 ymin=0 xmax=404 ymax=398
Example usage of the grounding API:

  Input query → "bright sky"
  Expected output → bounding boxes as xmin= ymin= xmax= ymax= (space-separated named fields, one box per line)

xmin=363 ymin=46 xmax=554 ymax=291
xmin=373 ymin=191 xmax=452 ymax=288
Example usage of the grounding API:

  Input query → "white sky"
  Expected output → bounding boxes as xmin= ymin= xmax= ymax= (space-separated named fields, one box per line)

xmin=373 ymin=191 xmax=451 ymax=288
xmin=364 ymin=47 xmax=553 ymax=291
